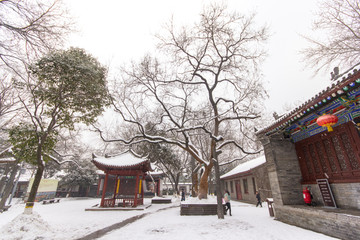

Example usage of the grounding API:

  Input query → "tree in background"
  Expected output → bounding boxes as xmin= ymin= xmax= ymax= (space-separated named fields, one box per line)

xmin=55 ymin=131 xmax=98 ymax=197
xmin=100 ymin=3 xmax=267 ymax=219
xmin=9 ymin=48 xmax=109 ymax=214
xmin=0 ymin=0 xmax=72 ymax=151
xmin=0 ymin=76 xmax=21 ymax=140
xmin=303 ymin=0 xmax=360 ymax=73
xmin=58 ymin=158 xmax=97 ymax=197
xmin=0 ymin=0 xmax=72 ymax=76
xmin=138 ymin=141 xmax=190 ymax=195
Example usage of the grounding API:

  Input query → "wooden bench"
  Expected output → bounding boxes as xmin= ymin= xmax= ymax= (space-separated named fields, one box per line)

xmin=151 ymin=198 xmax=172 ymax=204
xmin=42 ymin=199 xmax=60 ymax=204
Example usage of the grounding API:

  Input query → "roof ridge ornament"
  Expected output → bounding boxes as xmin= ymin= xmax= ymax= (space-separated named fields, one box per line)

xmin=330 ymin=67 xmax=339 ymax=81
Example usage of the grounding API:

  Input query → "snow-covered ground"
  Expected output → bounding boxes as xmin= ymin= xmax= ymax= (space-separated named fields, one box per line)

xmin=0 ymin=197 xmax=338 ymax=240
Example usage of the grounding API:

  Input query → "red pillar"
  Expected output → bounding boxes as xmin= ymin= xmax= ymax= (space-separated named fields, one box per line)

xmin=96 ymin=177 xmax=102 ymax=196
xmin=157 ymin=179 xmax=160 ymax=196
xmin=100 ymin=172 xmax=109 ymax=207
xmin=134 ymin=172 xmax=139 ymax=207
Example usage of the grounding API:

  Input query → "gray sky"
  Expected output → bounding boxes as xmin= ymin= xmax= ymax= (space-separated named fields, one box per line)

xmin=64 ymin=0 xmax=330 ymax=114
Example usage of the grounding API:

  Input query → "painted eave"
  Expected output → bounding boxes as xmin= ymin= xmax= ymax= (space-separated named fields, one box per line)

xmin=257 ymin=67 xmax=360 ymax=136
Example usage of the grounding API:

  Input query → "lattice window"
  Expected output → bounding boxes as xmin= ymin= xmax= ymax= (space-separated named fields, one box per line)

xmin=309 ymin=144 xmax=321 ymax=173
xmin=315 ymin=141 xmax=329 ymax=173
xmin=295 ymin=122 xmax=360 ymax=183
xmin=302 ymin=145 xmax=313 ymax=174
xmin=332 ymin=135 xmax=348 ymax=171
xmin=323 ymin=139 xmax=338 ymax=172
xmin=341 ymin=132 xmax=360 ymax=170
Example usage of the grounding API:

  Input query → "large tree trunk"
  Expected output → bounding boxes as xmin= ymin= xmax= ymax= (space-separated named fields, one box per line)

xmin=190 ymin=156 xmax=198 ymax=197
xmin=213 ymin=158 xmax=224 ymax=219
xmin=24 ymin=136 xmax=47 ymax=214
xmin=175 ymin=173 xmax=180 ymax=195
xmin=0 ymin=161 xmax=19 ymax=211
xmin=24 ymin=163 xmax=44 ymax=214
xmin=0 ymin=163 xmax=11 ymax=196
xmin=191 ymin=171 xmax=198 ymax=197
xmin=198 ymin=165 xmax=212 ymax=199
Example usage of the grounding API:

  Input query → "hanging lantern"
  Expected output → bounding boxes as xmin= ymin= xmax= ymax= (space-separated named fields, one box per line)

xmin=316 ymin=114 xmax=338 ymax=132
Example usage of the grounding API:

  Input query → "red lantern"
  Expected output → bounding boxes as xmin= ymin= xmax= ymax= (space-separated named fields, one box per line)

xmin=316 ymin=114 xmax=338 ymax=132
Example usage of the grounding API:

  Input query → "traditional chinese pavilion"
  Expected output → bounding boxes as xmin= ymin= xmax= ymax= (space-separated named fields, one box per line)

xmin=92 ymin=150 xmax=152 ymax=208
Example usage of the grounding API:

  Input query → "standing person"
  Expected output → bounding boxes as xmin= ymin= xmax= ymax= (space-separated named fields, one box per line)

xmin=224 ymin=190 xmax=232 ymax=216
xmin=181 ymin=189 xmax=185 ymax=201
xmin=256 ymin=191 xmax=262 ymax=207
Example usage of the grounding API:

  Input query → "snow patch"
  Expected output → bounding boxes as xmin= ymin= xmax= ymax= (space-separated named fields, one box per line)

xmin=0 ymin=211 xmax=58 ymax=240
xmin=152 ymin=196 xmax=172 ymax=200
xmin=181 ymin=195 xmax=218 ymax=204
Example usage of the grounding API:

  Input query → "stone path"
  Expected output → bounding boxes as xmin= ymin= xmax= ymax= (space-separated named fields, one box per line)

xmin=76 ymin=205 xmax=179 ymax=240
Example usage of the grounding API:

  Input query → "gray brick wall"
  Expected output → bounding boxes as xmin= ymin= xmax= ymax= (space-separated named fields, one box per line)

xmin=274 ymin=204 xmax=360 ymax=240
xmin=258 ymin=132 xmax=360 ymax=240
xmin=260 ymin=133 xmax=303 ymax=205
xmin=306 ymin=183 xmax=360 ymax=209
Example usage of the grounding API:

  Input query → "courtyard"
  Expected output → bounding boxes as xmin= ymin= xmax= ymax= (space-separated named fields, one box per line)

xmin=0 ymin=197 xmax=338 ymax=240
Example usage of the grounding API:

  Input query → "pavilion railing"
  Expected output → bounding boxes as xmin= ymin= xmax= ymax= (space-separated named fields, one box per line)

xmin=102 ymin=195 xmax=143 ymax=207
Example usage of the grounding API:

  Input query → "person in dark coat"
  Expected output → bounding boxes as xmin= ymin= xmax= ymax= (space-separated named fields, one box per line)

xmin=256 ymin=191 xmax=262 ymax=207
xmin=181 ymin=189 xmax=185 ymax=201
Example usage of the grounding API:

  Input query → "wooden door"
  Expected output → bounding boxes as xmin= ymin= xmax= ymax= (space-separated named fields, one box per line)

xmin=235 ymin=180 xmax=242 ymax=200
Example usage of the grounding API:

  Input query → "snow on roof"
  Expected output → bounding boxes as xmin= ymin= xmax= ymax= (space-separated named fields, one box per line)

xmin=0 ymin=147 xmax=15 ymax=163
xmin=220 ymin=155 xmax=266 ymax=179
xmin=19 ymin=169 xmax=35 ymax=182
xmin=0 ymin=157 xmax=16 ymax=163
xmin=148 ymin=171 xmax=164 ymax=176
xmin=52 ymin=170 xmax=67 ymax=179
xmin=0 ymin=146 xmax=12 ymax=155
xmin=92 ymin=150 xmax=148 ymax=168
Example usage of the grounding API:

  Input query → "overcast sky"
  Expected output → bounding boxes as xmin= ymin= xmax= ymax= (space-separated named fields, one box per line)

xmin=63 ymin=0 xmax=331 ymax=114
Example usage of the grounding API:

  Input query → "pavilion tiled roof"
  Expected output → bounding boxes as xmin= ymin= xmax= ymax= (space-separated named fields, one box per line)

xmin=258 ymin=66 xmax=360 ymax=135
xmin=92 ymin=149 xmax=151 ymax=171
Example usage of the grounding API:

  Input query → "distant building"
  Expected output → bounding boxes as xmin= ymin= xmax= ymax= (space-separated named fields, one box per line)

xmin=220 ymin=155 xmax=272 ymax=203
xmin=162 ymin=181 xmax=192 ymax=195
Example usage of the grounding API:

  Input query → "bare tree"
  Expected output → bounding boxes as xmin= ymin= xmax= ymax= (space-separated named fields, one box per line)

xmin=302 ymin=0 xmax=360 ymax=73
xmin=99 ymin=4 xmax=267 ymax=218
xmin=0 ymin=76 xmax=21 ymax=130
xmin=0 ymin=159 xmax=19 ymax=211
xmin=0 ymin=0 xmax=73 ymax=137
xmin=139 ymin=142 xmax=190 ymax=195
xmin=0 ymin=0 xmax=72 ymax=76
